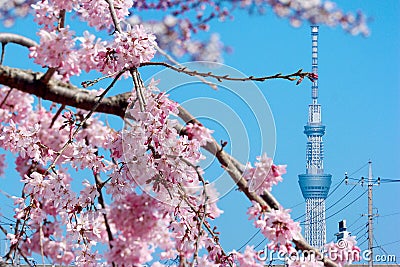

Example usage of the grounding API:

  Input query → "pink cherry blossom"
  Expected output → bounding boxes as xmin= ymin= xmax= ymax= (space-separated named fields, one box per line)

xmin=244 ymin=153 xmax=286 ymax=195
xmin=185 ymin=122 xmax=214 ymax=146
xmin=77 ymin=0 xmax=133 ymax=31
xmin=248 ymin=203 xmax=301 ymax=254
xmin=96 ymin=24 xmax=157 ymax=74
xmin=234 ymin=246 xmax=264 ymax=267
xmin=29 ymin=27 xmax=81 ymax=80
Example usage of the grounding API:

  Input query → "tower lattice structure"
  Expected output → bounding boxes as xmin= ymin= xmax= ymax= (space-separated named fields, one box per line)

xmin=298 ymin=26 xmax=332 ymax=249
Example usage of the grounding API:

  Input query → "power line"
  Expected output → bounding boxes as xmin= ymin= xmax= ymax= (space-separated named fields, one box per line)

xmin=358 ymin=236 xmax=369 ymax=248
xmin=352 ymin=223 xmax=368 ymax=238
xmin=236 ymin=229 xmax=260 ymax=251
xmin=254 ymin=235 xmax=266 ymax=250
xmin=325 ymin=189 xmax=367 ymax=221
xmin=373 ymin=236 xmax=400 ymax=267
xmin=379 ymin=178 xmax=400 ymax=183
xmin=347 ymin=215 xmax=364 ymax=229
xmin=375 ymin=239 xmax=400 ymax=248
xmin=378 ymin=211 xmax=400 ymax=218
xmin=300 ymin=190 xmax=368 ymax=224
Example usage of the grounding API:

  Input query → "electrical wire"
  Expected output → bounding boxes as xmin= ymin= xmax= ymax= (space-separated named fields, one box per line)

xmin=236 ymin=229 xmax=261 ymax=251
xmin=347 ymin=215 xmax=364 ymax=229
xmin=378 ymin=211 xmax=400 ymax=218
xmin=299 ymin=184 xmax=365 ymax=224
xmin=376 ymin=239 xmax=400 ymax=247
xmin=358 ymin=236 xmax=369 ymax=248
xmin=324 ymin=190 xmax=367 ymax=222
xmin=379 ymin=178 xmax=400 ymax=183
xmin=352 ymin=223 xmax=368 ymax=238
xmin=373 ymin=236 xmax=400 ymax=266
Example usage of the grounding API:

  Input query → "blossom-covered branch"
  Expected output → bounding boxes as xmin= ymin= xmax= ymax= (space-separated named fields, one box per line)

xmin=0 ymin=63 xmax=338 ymax=266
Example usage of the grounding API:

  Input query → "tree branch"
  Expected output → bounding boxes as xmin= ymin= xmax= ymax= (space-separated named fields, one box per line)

xmin=0 ymin=33 xmax=38 ymax=48
xmin=0 ymin=65 xmax=128 ymax=117
xmin=140 ymin=62 xmax=310 ymax=83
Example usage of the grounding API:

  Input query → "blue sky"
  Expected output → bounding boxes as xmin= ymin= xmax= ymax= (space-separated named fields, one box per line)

xmin=210 ymin=0 xmax=400 ymax=261
xmin=0 ymin=0 xmax=399 ymax=264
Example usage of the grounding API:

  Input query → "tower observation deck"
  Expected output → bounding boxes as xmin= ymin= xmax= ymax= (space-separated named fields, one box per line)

xmin=298 ymin=26 xmax=332 ymax=248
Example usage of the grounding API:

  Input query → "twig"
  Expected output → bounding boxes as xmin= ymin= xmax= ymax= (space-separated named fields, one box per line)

xmin=58 ymin=9 xmax=66 ymax=30
xmin=93 ymin=173 xmax=115 ymax=259
xmin=45 ymin=69 xmax=126 ymax=174
xmin=105 ymin=0 xmax=122 ymax=33
xmin=49 ymin=104 xmax=65 ymax=128
xmin=0 ymin=87 xmax=13 ymax=109
xmin=39 ymin=224 xmax=45 ymax=267
xmin=177 ymin=185 xmax=232 ymax=267
xmin=81 ymin=70 xmax=122 ymax=88
xmin=130 ymin=68 xmax=146 ymax=112
xmin=141 ymin=61 xmax=309 ymax=83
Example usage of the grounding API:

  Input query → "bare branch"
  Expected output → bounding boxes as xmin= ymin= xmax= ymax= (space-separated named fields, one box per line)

xmin=140 ymin=62 xmax=309 ymax=83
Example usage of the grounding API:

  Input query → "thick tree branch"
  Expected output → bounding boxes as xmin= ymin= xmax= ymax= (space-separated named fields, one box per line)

xmin=0 ymin=65 xmax=128 ymax=117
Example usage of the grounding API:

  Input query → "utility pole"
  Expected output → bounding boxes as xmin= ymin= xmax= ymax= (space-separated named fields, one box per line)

xmin=345 ymin=160 xmax=380 ymax=267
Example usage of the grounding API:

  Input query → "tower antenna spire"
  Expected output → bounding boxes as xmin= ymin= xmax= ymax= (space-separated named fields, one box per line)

xmin=298 ymin=25 xmax=332 ymax=248
xmin=311 ymin=25 xmax=319 ymax=103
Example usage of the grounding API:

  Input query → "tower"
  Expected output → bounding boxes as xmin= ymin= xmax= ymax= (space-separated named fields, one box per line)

xmin=298 ymin=26 xmax=332 ymax=248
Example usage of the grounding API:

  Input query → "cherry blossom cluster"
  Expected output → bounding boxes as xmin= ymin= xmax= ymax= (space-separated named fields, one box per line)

xmin=97 ymin=24 xmax=157 ymax=73
xmin=243 ymin=153 xmax=286 ymax=195
xmin=29 ymin=25 xmax=157 ymax=79
xmin=185 ymin=122 xmax=214 ymax=146
xmin=0 ymin=85 xmax=126 ymax=264
xmin=28 ymin=0 xmax=157 ymax=79
xmin=77 ymin=0 xmax=133 ymax=31
xmin=248 ymin=202 xmax=301 ymax=254
xmin=82 ymin=81 xmax=226 ymax=265
xmin=106 ymin=192 xmax=174 ymax=265
xmin=121 ymin=81 xmax=203 ymax=193
xmin=29 ymin=27 xmax=81 ymax=79
xmin=234 ymin=246 xmax=264 ymax=267
xmin=0 ymin=0 xmax=36 ymax=26
xmin=129 ymin=0 xmax=370 ymax=36
xmin=31 ymin=0 xmax=132 ymax=31
xmin=128 ymin=15 xmax=227 ymax=62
